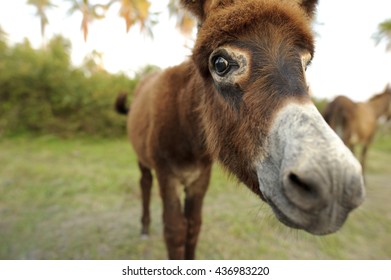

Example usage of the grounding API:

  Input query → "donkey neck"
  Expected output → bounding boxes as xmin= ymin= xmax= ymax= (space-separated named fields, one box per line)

xmin=367 ymin=93 xmax=391 ymax=119
xmin=172 ymin=61 xmax=211 ymax=159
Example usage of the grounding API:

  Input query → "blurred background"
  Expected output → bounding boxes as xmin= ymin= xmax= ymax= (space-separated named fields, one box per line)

xmin=0 ymin=0 xmax=390 ymax=259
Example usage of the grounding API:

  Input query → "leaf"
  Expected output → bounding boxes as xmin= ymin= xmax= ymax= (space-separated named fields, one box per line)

xmin=119 ymin=0 xmax=135 ymax=32
xmin=373 ymin=19 xmax=391 ymax=52
xmin=118 ymin=0 xmax=152 ymax=32
xmin=167 ymin=0 xmax=195 ymax=35
xmin=66 ymin=0 xmax=109 ymax=42
xmin=27 ymin=0 xmax=56 ymax=40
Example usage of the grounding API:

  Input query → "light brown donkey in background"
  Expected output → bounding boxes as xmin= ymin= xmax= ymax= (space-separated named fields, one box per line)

xmin=323 ymin=84 xmax=391 ymax=173
xmin=116 ymin=0 xmax=364 ymax=259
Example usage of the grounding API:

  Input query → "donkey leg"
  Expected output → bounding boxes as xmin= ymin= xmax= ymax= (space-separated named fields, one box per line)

xmin=138 ymin=162 xmax=153 ymax=238
xmin=343 ymin=129 xmax=354 ymax=153
xmin=184 ymin=166 xmax=212 ymax=260
xmin=157 ymin=172 xmax=187 ymax=259
xmin=360 ymin=144 xmax=369 ymax=174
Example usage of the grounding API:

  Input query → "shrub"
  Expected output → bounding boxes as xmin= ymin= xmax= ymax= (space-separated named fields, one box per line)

xmin=0 ymin=35 xmax=140 ymax=137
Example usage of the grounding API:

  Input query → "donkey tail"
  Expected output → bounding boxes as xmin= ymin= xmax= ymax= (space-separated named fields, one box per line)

xmin=323 ymin=98 xmax=344 ymax=128
xmin=115 ymin=92 xmax=129 ymax=115
xmin=323 ymin=97 xmax=350 ymax=140
xmin=322 ymin=102 xmax=335 ymax=126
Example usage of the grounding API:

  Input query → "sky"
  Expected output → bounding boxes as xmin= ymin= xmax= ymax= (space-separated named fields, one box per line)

xmin=0 ymin=0 xmax=390 ymax=101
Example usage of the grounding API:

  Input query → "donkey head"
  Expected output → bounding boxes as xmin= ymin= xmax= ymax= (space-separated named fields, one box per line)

xmin=182 ymin=0 xmax=365 ymax=235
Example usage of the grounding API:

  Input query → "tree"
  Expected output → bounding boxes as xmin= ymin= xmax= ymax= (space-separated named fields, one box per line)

xmin=114 ymin=0 xmax=149 ymax=32
xmin=0 ymin=26 xmax=8 ymax=87
xmin=168 ymin=0 xmax=195 ymax=34
xmin=0 ymin=26 xmax=7 ymax=50
xmin=82 ymin=49 xmax=105 ymax=75
xmin=67 ymin=0 xmax=158 ymax=41
xmin=0 ymin=35 xmax=136 ymax=137
xmin=26 ymin=0 xmax=195 ymax=44
xmin=67 ymin=0 xmax=109 ymax=42
xmin=374 ymin=19 xmax=391 ymax=51
xmin=26 ymin=0 xmax=56 ymax=45
xmin=0 ymin=26 xmax=7 ymax=41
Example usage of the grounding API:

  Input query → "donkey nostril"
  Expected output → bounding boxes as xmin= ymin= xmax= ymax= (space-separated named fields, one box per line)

xmin=284 ymin=172 xmax=327 ymax=212
xmin=288 ymin=173 xmax=316 ymax=197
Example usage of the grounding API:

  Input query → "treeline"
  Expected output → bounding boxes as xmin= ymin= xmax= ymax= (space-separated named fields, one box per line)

xmin=0 ymin=35 xmax=142 ymax=138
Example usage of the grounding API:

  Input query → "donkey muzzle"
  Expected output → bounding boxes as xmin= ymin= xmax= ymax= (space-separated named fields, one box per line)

xmin=255 ymin=103 xmax=365 ymax=235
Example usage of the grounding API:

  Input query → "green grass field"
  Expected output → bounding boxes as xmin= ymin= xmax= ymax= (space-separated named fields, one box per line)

xmin=0 ymin=134 xmax=390 ymax=259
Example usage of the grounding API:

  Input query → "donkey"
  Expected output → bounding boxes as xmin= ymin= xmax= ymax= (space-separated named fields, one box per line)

xmin=116 ymin=0 xmax=365 ymax=260
xmin=323 ymin=84 xmax=391 ymax=173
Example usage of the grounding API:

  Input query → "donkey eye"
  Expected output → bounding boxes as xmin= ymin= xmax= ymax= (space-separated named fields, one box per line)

xmin=214 ymin=56 xmax=230 ymax=76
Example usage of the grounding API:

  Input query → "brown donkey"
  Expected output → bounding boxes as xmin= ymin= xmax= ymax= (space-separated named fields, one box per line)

xmin=323 ymin=84 xmax=391 ymax=172
xmin=116 ymin=0 xmax=365 ymax=259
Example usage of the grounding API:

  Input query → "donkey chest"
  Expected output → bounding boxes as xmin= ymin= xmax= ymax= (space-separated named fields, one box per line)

xmin=150 ymin=117 xmax=206 ymax=160
xmin=172 ymin=165 xmax=204 ymax=188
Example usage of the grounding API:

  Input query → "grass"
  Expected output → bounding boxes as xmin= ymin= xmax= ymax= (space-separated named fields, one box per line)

xmin=0 ymin=134 xmax=390 ymax=259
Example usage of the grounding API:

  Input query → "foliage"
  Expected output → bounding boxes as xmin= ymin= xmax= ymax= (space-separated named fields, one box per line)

xmin=28 ymin=1 xmax=191 ymax=42
xmin=312 ymin=97 xmax=329 ymax=114
xmin=0 ymin=26 xmax=7 ymax=53
xmin=0 ymin=35 xmax=139 ymax=137
xmin=168 ymin=0 xmax=196 ymax=34
xmin=65 ymin=0 xmax=157 ymax=41
xmin=373 ymin=18 xmax=391 ymax=51
xmin=114 ymin=0 xmax=158 ymax=36
xmin=66 ymin=0 xmax=109 ymax=42
xmin=27 ymin=0 xmax=56 ymax=42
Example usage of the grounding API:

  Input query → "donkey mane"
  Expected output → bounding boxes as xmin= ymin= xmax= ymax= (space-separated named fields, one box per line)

xmin=369 ymin=84 xmax=391 ymax=102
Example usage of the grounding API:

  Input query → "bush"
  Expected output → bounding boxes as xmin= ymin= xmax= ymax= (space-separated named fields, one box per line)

xmin=0 ymin=35 xmax=139 ymax=137
xmin=312 ymin=97 xmax=329 ymax=114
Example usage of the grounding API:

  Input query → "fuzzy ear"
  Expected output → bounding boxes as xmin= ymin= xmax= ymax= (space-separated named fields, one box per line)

xmin=180 ymin=0 xmax=207 ymax=23
xmin=297 ymin=0 xmax=318 ymax=20
xmin=180 ymin=0 xmax=234 ymax=23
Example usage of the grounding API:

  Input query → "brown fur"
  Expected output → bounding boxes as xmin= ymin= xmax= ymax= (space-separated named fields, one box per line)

xmin=323 ymin=84 xmax=391 ymax=172
xmin=116 ymin=0 xmax=325 ymax=259
xmin=192 ymin=0 xmax=315 ymax=78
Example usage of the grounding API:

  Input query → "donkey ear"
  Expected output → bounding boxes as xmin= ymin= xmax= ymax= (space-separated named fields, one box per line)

xmin=180 ymin=0 xmax=234 ymax=23
xmin=297 ymin=0 xmax=318 ymax=20
xmin=180 ymin=0 xmax=208 ymax=23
